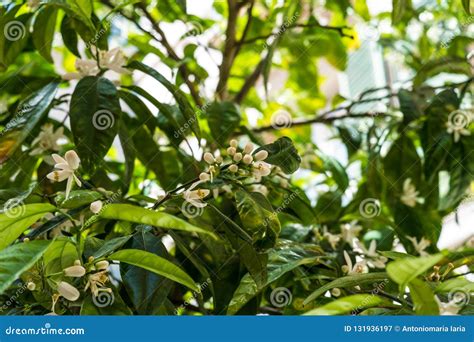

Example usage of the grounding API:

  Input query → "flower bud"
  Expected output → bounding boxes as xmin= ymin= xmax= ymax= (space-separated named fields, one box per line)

xmin=199 ymin=172 xmax=210 ymax=181
xmin=227 ymin=147 xmax=236 ymax=156
xmin=74 ymin=259 xmax=82 ymax=266
xmin=243 ymin=154 xmax=253 ymax=164
xmin=203 ymin=152 xmax=215 ymax=164
xmin=95 ymin=260 xmax=110 ymax=271
xmin=90 ymin=200 xmax=103 ymax=214
xmin=254 ymin=150 xmax=268 ymax=161
xmin=23 ymin=238 xmax=30 ymax=243
xmin=63 ymin=265 xmax=86 ymax=277
xmin=229 ymin=164 xmax=238 ymax=173
xmin=331 ymin=288 xmax=341 ymax=297
xmin=243 ymin=142 xmax=253 ymax=154
xmin=233 ymin=153 xmax=242 ymax=162
xmin=27 ymin=282 xmax=36 ymax=291
xmin=215 ymin=155 xmax=223 ymax=164
xmin=229 ymin=139 xmax=238 ymax=148
xmin=57 ymin=281 xmax=80 ymax=301
xmin=88 ymin=256 xmax=95 ymax=263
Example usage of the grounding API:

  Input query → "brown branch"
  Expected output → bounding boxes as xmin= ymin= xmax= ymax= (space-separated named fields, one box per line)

xmin=215 ymin=0 xmax=241 ymax=100
xmin=234 ymin=57 xmax=266 ymax=104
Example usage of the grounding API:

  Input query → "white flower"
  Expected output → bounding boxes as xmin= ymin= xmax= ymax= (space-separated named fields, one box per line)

xmin=30 ymin=124 xmax=65 ymax=155
xmin=90 ymin=200 xmax=103 ymax=214
xmin=62 ymin=59 xmax=100 ymax=80
xmin=340 ymin=220 xmax=362 ymax=244
xmin=323 ymin=227 xmax=341 ymax=250
xmin=250 ymin=184 xmax=268 ymax=196
xmin=447 ymin=120 xmax=470 ymax=143
xmin=98 ymin=48 xmax=129 ymax=74
xmin=355 ymin=240 xmax=387 ymax=269
xmin=95 ymin=260 xmax=109 ymax=271
xmin=203 ymin=152 xmax=215 ymax=164
xmin=400 ymin=178 xmax=423 ymax=207
xmin=435 ymin=296 xmax=461 ymax=315
xmin=342 ymin=250 xmax=368 ymax=275
xmin=46 ymin=150 xmax=82 ymax=199
xmin=199 ymin=172 xmax=211 ymax=181
xmin=252 ymin=161 xmax=271 ymax=181
xmin=407 ymin=236 xmax=431 ymax=256
xmin=57 ymin=281 xmax=80 ymax=301
xmin=85 ymin=270 xmax=111 ymax=297
xmin=63 ymin=265 xmax=86 ymax=277
xmin=183 ymin=181 xmax=210 ymax=208
xmin=254 ymin=150 xmax=268 ymax=161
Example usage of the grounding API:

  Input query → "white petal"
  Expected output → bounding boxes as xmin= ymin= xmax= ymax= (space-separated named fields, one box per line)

xmin=65 ymin=176 xmax=74 ymax=199
xmin=52 ymin=154 xmax=67 ymax=165
xmin=65 ymin=150 xmax=80 ymax=169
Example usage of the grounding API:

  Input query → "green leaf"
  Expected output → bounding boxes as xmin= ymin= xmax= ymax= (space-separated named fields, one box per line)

xmin=255 ymin=137 xmax=301 ymax=174
xmin=69 ymin=76 xmax=121 ymax=171
xmin=436 ymin=277 xmax=474 ymax=293
xmin=303 ymin=273 xmax=389 ymax=305
xmin=127 ymin=61 xmax=200 ymax=138
xmin=227 ymin=241 xmax=321 ymax=314
xmin=354 ymin=0 xmax=370 ymax=20
xmin=0 ymin=203 xmax=56 ymax=250
xmin=414 ymin=57 xmax=471 ymax=86
xmin=60 ymin=15 xmax=80 ymax=57
xmin=304 ymin=294 xmax=383 ymax=315
xmin=320 ymin=153 xmax=349 ymax=191
xmin=398 ymin=89 xmax=422 ymax=124
xmin=45 ymin=0 xmax=94 ymax=28
xmin=108 ymin=249 xmax=198 ymax=291
xmin=56 ymin=190 xmax=102 ymax=209
xmin=392 ymin=0 xmax=408 ymax=24
xmin=33 ymin=6 xmax=58 ymax=63
xmin=235 ymin=190 xmax=281 ymax=250
xmin=386 ymin=254 xmax=443 ymax=286
xmin=121 ymin=229 xmax=174 ymax=314
xmin=118 ymin=90 xmax=156 ymax=133
xmin=408 ymin=278 xmax=439 ymax=315
xmin=99 ymin=204 xmax=217 ymax=238
xmin=462 ymin=0 xmax=471 ymax=14
xmin=92 ymin=236 xmax=132 ymax=259
xmin=0 ymin=82 xmax=59 ymax=162
xmin=206 ymin=101 xmax=241 ymax=145
xmin=0 ymin=240 xmax=52 ymax=294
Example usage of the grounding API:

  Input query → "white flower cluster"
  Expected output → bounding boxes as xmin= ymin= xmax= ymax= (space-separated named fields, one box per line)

xmin=63 ymin=48 xmax=129 ymax=80
xmin=182 ymin=139 xmax=272 ymax=208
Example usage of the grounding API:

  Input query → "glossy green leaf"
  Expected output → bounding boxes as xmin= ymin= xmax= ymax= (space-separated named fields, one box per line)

xmin=99 ymin=204 xmax=216 ymax=238
xmin=0 ymin=203 xmax=56 ymax=250
xmin=303 ymin=273 xmax=389 ymax=305
xmin=206 ymin=101 xmax=241 ymax=145
xmin=92 ymin=236 xmax=132 ymax=259
xmin=33 ymin=6 xmax=58 ymax=63
xmin=69 ymin=76 xmax=121 ymax=171
xmin=303 ymin=294 xmax=383 ymax=315
xmin=80 ymin=290 xmax=133 ymax=315
xmin=386 ymin=254 xmax=443 ymax=286
xmin=254 ymin=137 xmax=301 ymax=174
xmin=0 ymin=240 xmax=51 ymax=294
xmin=108 ymin=249 xmax=198 ymax=291
xmin=408 ymin=278 xmax=439 ymax=315
xmin=56 ymin=190 xmax=102 ymax=209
